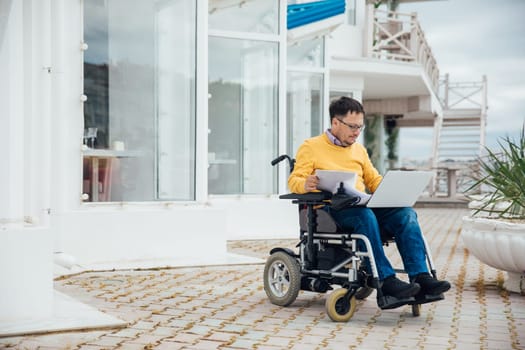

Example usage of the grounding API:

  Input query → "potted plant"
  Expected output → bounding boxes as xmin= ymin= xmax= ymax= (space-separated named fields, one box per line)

xmin=461 ymin=125 xmax=525 ymax=294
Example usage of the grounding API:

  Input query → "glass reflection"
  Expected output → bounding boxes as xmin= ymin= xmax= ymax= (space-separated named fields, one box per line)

xmin=83 ymin=0 xmax=196 ymax=202
xmin=208 ymin=37 xmax=279 ymax=194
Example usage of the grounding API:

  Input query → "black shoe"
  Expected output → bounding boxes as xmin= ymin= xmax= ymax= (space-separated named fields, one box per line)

xmin=412 ymin=273 xmax=451 ymax=296
xmin=381 ymin=275 xmax=420 ymax=299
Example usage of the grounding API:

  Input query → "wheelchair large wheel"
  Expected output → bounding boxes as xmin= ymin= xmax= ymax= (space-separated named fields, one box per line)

xmin=325 ymin=288 xmax=357 ymax=322
xmin=264 ymin=251 xmax=301 ymax=306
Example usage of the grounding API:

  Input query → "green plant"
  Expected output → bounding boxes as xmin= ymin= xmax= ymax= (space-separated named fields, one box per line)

xmin=467 ymin=125 xmax=525 ymax=219
xmin=385 ymin=122 xmax=399 ymax=161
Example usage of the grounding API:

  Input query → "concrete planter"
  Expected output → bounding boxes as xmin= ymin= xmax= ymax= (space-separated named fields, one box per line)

xmin=461 ymin=216 xmax=525 ymax=294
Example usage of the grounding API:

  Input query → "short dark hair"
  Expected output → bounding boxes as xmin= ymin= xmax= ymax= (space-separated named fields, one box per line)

xmin=329 ymin=96 xmax=365 ymax=120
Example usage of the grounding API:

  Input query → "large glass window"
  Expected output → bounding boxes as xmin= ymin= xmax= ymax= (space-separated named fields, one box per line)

xmin=209 ymin=0 xmax=279 ymax=34
xmin=287 ymin=37 xmax=325 ymax=156
xmin=287 ymin=37 xmax=324 ymax=68
xmin=82 ymin=0 xmax=196 ymax=202
xmin=208 ymin=37 xmax=279 ymax=194
xmin=287 ymin=72 xmax=323 ymax=155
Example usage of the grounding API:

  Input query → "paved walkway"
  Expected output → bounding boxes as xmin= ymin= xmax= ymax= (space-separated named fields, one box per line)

xmin=1 ymin=208 xmax=524 ymax=350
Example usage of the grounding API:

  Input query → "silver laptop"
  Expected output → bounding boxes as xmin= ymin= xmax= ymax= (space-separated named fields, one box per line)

xmin=366 ymin=170 xmax=433 ymax=208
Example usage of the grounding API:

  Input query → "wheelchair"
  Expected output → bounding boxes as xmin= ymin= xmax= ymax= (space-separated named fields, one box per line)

xmin=263 ymin=155 xmax=444 ymax=322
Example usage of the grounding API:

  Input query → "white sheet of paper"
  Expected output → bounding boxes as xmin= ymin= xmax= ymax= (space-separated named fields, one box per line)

xmin=315 ymin=170 xmax=372 ymax=205
xmin=315 ymin=170 xmax=356 ymax=193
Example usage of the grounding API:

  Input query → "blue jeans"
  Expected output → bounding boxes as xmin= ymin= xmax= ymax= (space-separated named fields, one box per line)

xmin=326 ymin=206 xmax=428 ymax=281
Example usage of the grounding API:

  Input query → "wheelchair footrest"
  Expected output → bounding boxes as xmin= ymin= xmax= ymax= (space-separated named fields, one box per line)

xmin=377 ymin=295 xmax=415 ymax=310
xmin=408 ymin=293 xmax=445 ymax=305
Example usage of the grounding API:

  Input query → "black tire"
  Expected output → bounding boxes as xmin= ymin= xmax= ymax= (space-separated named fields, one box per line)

xmin=263 ymin=251 xmax=301 ymax=306
xmin=325 ymin=288 xmax=357 ymax=322
xmin=354 ymin=286 xmax=374 ymax=300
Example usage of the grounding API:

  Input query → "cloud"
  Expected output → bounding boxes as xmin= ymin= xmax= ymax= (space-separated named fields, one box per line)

xmin=496 ymin=86 xmax=525 ymax=100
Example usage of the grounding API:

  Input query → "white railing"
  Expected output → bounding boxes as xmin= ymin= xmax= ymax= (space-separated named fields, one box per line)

xmin=366 ymin=7 xmax=439 ymax=93
xmin=439 ymin=74 xmax=488 ymax=110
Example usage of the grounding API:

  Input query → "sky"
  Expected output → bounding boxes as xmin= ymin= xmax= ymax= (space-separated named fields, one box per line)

xmin=395 ymin=0 xmax=525 ymax=163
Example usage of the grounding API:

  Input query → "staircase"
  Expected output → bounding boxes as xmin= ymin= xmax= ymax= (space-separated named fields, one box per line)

xmin=437 ymin=108 xmax=484 ymax=161
xmin=431 ymin=75 xmax=488 ymax=195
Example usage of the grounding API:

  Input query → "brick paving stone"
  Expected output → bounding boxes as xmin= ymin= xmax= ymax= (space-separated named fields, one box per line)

xmin=288 ymin=342 xmax=320 ymax=350
xmin=112 ymin=342 xmax=146 ymax=350
xmin=77 ymin=345 xmax=108 ymax=350
xmin=130 ymin=320 xmax=158 ymax=330
xmin=111 ymin=309 xmax=151 ymax=322
xmin=165 ymin=318 xmax=194 ymax=329
xmin=256 ymin=345 xmax=285 ymax=350
xmin=233 ymin=316 xmax=265 ymax=326
xmin=205 ymin=331 xmax=236 ymax=342
xmin=298 ymin=334 xmax=328 ymax=344
xmin=241 ymin=330 xmax=268 ymax=341
xmin=218 ymin=324 xmax=248 ymax=334
xmin=452 ymin=342 xmax=483 ymax=350
xmin=124 ymin=333 xmax=165 ymax=345
xmin=425 ymin=334 xmax=454 ymax=346
xmin=149 ymin=326 xmax=178 ymax=337
xmin=160 ymin=307 xmax=187 ymax=317
xmin=212 ymin=311 xmax=240 ymax=320
xmin=177 ymin=313 xmax=206 ymax=322
xmin=390 ymin=337 xmax=420 ymax=348
xmin=359 ymin=338 xmax=394 ymax=349
xmin=251 ymin=322 xmax=281 ymax=332
xmin=185 ymin=339 xmax=227 ymax=349
xmin=485 ymin=330 xmax=514 ymax=341
xmin=227 ymin=338 xmax=260 ymax=349
xmin=87 ymin=335 xmax=128 ymax=347
xmin=262 ymin=336 xmax=293 ymax=347
xmin=148 ymin=314 xmax=173 ymax=324
xmin=199 ymin=318 xmax=224 ymax=328
xmin=271 ymin=328 xmax=303 ymax=338
xmin=170 ymin=332 xmax=201 ymax=344
xmin=185 ymin=324 xmax=213 ymax=336
xmin=153 ymin=340 xmax=188 ymax=350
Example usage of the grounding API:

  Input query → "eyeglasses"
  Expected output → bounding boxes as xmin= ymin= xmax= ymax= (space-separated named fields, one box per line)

xmin=337 ymin=118 xmax=365 ymax=131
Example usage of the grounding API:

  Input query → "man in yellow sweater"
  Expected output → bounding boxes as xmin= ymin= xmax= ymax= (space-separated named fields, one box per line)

xmin=289 ymin=96 xmax=450 ymax=309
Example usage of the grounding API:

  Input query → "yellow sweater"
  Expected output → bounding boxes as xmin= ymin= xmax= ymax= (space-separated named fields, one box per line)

xmin=288 ymin=133 xmax=382 ymax=194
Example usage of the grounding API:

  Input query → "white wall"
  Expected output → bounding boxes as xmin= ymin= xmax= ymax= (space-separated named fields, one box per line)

xmin=330 ymin=74 xmax=364 ymax=95
xmin=209 ymin=197 xmax=298 ymax=240
xmin=329 ymin=25 xmax=363 ymax=58
xmin=56 ymin=206 xmax=227 ymax=265
xmin=0 ymin=0 xmax=53 ymax=322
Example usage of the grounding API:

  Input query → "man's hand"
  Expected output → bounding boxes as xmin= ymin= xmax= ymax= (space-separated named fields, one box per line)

xmin=304 ymin=175 xmax=319 ymax=192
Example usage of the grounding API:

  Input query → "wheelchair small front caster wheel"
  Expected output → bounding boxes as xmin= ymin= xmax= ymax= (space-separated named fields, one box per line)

xmin=325 ymin=288 xmax=356 ymax=322
xmin=264 ymin=251 xmax=301 ymax=306
xmin=412 ymin=303 xmax=421 ymax=317
xmin=354 ymin=286 xmax=374 ymax=300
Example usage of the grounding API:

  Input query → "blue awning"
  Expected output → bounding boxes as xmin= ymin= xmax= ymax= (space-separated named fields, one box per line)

xmin=287 ymin=0 xmax=346 ymax=30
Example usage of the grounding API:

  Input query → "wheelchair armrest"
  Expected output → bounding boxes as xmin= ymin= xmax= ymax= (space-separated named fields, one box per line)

xmin=279 ymin=191 xmax=333 ymax=202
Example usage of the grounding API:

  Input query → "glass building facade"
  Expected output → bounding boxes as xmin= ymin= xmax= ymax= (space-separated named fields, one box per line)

xmin=82 ymin=0 xmax=325 ymax=201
